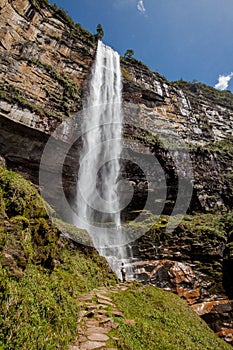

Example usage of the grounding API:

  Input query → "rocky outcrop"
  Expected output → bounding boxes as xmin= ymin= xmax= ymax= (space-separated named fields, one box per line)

xmin=129 ymin=211 xmax=233 ymax=344
xmin=132 ymin=259 xmax=233 ymax=344
xmin=192 ymin=300 xmax=233 ymax=345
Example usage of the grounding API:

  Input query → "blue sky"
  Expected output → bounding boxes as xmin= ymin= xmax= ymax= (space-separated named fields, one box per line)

xmin=51 ymin=0 xmax=233 ymax=92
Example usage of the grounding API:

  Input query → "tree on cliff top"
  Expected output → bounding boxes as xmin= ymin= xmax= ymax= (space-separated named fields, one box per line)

xmin=124 ymin=49 xmax=135 ymax=59
xmin=96 ymin=24 xmax=104 ymax=40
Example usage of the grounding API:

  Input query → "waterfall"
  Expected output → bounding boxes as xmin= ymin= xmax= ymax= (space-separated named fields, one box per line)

xmin=74 ymin=41 xmax=133 ymax=279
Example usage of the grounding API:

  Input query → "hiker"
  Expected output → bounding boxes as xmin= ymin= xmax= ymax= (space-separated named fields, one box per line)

xmin=121 ymin=262 xmax=126 ymax=282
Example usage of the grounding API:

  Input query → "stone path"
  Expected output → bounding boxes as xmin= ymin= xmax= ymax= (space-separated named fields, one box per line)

xmin=69 ymin=283 xmax=134 ymax=350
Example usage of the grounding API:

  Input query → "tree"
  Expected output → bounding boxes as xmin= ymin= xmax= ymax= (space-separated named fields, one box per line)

xmin=96 ymin=24 xmax=104 ymax=40
xmin=124 ymin=49 xmax=135 ymax=59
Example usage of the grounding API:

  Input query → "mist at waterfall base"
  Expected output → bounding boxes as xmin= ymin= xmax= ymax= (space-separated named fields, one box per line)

xmin=73 ymin=41 xmax=133 ymax=279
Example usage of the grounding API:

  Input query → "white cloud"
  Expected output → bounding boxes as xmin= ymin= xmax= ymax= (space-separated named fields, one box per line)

xmin=137 ymin=0 xmax=146 ymax=15
xmin=215 ymin=72 xmax=233 ymax=90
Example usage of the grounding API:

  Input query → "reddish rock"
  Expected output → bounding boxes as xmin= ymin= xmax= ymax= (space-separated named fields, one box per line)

xmin=177 ymin=287 xmax=200 ymax=304
xmin=191 ymin=300 xmax=232 ymax=316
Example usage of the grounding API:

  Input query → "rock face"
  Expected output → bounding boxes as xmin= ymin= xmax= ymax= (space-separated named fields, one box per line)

xmin=1 ymin=0 xmax=232 ymax=217
xmin=0 ymin=0 xmax=96 ymax=213
xmin=0 ymin=0 xmax=233 ymax=344
xmin=0 ymin=0 xmax=95 ymax=121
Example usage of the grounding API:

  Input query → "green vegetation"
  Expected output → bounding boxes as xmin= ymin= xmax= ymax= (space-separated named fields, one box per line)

xmin=125 ymin=212 xmax=231 ymax=249
xmin=121 ymin=66 xmax=133 ymax=81
xmin=0 ymin=166 xmax=117 ymax=349
xmin=108 ymin=284 xmax=231 ymax=350
xmin=53 ymin=218 xmax=92 ymax=247
xmin=30 ymin=60 xmax=80 ymax=99
xmin=124 ymin=49 xmax=135 ymax=59
xmin=49 ymin=1 xmax=95 ymax=45
xmin=124 ymin=125 xmax=163 ymax=148
xmin=0 ymin=167 xmax=232 ymax=349
xmin=96 ymin=24 xmax=104 ymax=40
xmin=150 ymin=213 xmax=230 ymax=245
xmin=138 ymin=212 xmax=233 ymax=260
xmin=172 ymin=80 xmax=233 ymax=110
xmin=121 ymin=55 xmax=151 ymax=72
xmin=190 ymin=137 xmax=233 ymax=155
xmin=73 ymin=23 xmax=96 ymax=45
xmin=221 ymin=211 xmax=233 ymax=257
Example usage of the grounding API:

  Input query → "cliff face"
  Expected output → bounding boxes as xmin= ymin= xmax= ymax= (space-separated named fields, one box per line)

xmin=1 ymin=0 xmax=233 ymax=343
xmin=120 ymin=59 xmax=233 ymax=215
xmin=1 ymin=0 xmax=232 ymax=215
xmin=0 ymin=0 xmax=95 ymax=122
xmin=0 ymin=0 xmax=96 ymax=211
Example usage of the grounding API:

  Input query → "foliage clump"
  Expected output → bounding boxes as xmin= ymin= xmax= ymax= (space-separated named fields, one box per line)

xmin=95 ymin=24 xmax=104 ymax=40
xmin=124 ymin=49 xmax=135 ymax=59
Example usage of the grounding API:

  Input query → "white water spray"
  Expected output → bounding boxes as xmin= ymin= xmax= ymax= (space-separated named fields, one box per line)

xmin=74 ymin=41 xmax=133 ymax=278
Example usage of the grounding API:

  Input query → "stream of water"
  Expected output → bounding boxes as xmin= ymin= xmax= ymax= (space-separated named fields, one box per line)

xmin=74 ymin=41 xmax=133 ymax=279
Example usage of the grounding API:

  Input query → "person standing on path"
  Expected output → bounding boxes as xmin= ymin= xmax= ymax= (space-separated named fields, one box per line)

xmin=121 ymin=262 xmax=126 ymax=282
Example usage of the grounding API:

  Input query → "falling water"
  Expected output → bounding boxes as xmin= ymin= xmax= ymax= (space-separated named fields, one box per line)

xmin=74 ymin=41 xmax=133 ymax=279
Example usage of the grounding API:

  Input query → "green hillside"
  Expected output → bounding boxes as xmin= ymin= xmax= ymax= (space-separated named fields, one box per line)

xmin=0 ymin=166 xmax=231 ymax=349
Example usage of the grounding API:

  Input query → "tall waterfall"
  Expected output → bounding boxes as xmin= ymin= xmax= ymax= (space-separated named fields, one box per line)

xmin=74 ymin=41 xmax=132 ymax=278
